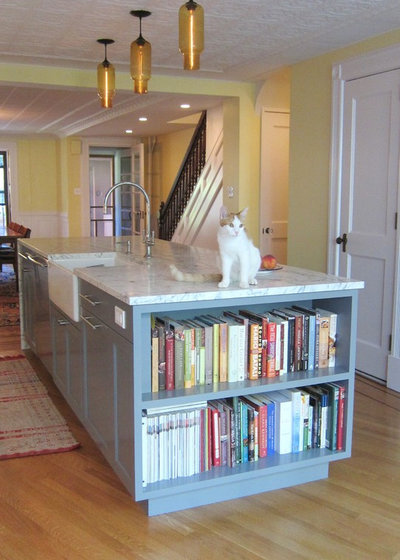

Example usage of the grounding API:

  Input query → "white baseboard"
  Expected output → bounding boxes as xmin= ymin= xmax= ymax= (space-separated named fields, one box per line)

xmin=387 ymin=355 xmax=400 ymax=392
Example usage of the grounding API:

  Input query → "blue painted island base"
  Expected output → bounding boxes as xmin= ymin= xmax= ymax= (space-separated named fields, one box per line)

xmin=142 ymin=462 xmax=329 ymax=516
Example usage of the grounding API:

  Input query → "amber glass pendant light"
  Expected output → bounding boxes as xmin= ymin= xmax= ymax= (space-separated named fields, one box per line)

xmin=97 ymin=39 xmax=116 ymax=108
xmin=179 ymin=1 xmax=204 ymax=70
xmin=130 ymin=10 xmax=152 ymax=94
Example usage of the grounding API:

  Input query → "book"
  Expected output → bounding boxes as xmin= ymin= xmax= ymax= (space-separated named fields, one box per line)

xmin=172 ymin=320 xmax=185 ymax=390
xmin=151 ymin=323 xmax=159 ymax=393
xmin=194 ymin=316 xmax=214 ymax=384
xmin=271 ymin=309 xmax=295 ymax=372
xmin=316 ymin=308 xmax=337 ymax=367
xmin=155 ymin=318 xmax=166 ymax=391
xmin=189 ymin=320 xmax=206 ymax=386
xmin=197 ymin=315 xmax=220 ymax=383
xmin=226 ymin=319 xmax=241 ymax=383
xmin=292 ymin=305 xmax=318 ymax=370
xmin=305 ymin=385 xmax=329 ymax=448
xmin=219 ymin=319 xmax=228 ymax=383
xmin=325 ymin=382 xmax=339 ymax=450
xmin=300 ymin=390 xmax=310 ymax=450
xmin=223 ymin=311 xmax=248 ymax=381
xmin=232 ymin=396 xmax=242 ymax=464
xmin=214 ymin=400 xmax=229 ymax=466
xmin=269 ymin=313 xmax=289 ymax=375
xmin=317 ymin=311 xmax=330 ymax=368
xmin=239 ymin=309 xmax=268 ymax=379
xmin=240 ymin=399 xmax=249 ymax=463
xmin=336 ymin=383 xmax=346 ymax=450
xmin=182 ymin=322 xmax=195 ymax=388
xmin=246 ymin=401 xmax=256 ymax=462
xmin=281 ymin=308 xmax=304 ymax=371
xmin=239 ymin=311 xmax=262 ymax=380
xmin=243 ymin=394 xmax=268 ymax=458
xmin=270 ymin=391 xmax=292 ymax=454
xmin=209 ymin=403 xmax=221 ymax=467
xmin=165 ymin=322 xmax=175 ymax=391
xmin=281 ymin=388 xmax=302 ymax=453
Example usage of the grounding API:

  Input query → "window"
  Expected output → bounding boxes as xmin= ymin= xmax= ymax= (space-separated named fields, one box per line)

xmin=0 ymin=152 xmax=10 ymax=227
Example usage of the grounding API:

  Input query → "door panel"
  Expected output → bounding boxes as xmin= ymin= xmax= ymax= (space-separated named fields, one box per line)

xmin=259 ymin=111 xmax=289 ymax=264
xmin=339 ymin=71 xmax=399 ymax=381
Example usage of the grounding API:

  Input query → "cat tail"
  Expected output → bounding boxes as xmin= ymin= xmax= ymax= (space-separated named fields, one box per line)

xmin=170 ymin=264 xmax=221 ymax=283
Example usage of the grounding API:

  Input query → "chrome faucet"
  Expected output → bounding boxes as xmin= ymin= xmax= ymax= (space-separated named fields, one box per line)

xmin=103 ymin=181 xmax=154 ymax=258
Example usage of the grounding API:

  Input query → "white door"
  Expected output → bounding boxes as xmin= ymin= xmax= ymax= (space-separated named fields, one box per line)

xmin=259 ymin=110 xmax=289 ymax=264
xmin=339 ymin=70 xmax=399 ymax=382
xmin=131 ymin=143 xmax=145 ymax=235
xmin=89 ymin=156 xmax=114 ymax=237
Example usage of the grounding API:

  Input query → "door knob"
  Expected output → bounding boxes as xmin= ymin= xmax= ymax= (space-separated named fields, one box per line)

xmin=336 ymin=232 xmax=348 ymax=252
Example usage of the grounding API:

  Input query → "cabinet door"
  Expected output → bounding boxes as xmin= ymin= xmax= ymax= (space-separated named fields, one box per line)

xmin=19 ymin=256 xmax=35 ymax=349
xmin=52 ymin=307 xmax=69 ymax=393
xmin=51 ymin=305 xmax=83 ymax=416
xmin=84 ymin=315 xmax=134 ymax=482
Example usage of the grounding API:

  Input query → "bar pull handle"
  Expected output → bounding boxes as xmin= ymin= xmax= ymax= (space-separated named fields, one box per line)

xmin=80 ymin=293 xmax=102 ymax=306
xmin=80 ymin=315 xmax=104 ymax=330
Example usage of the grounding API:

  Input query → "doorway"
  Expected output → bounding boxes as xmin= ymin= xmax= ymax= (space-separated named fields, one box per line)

xmin=0 ymin=152 xmax=10 ymax=227
xmin=331 ymin=47 xmax=400 ymax=388
xmin=259 ymin=110 xmax=289 ymax=264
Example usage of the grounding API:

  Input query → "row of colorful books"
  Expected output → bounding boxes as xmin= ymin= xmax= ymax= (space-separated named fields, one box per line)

xmin=141 ymin=383 xmax=346 ymax=486
xmin=151 ymin=306 xmax=337 ymax=391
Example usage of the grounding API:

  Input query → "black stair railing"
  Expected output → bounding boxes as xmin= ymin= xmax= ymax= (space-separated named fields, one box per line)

xmin=158 ymin=111 xmax=206 ymax=240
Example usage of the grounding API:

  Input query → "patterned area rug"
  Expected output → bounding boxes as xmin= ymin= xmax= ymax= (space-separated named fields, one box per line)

xmin=0 ymin=267 xmax=19 ymax=327
xmin=0 ymin=354 xmax=80 ymax=459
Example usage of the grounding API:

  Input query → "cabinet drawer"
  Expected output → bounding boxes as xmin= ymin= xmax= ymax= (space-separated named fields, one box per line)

xmin=79 ymin=280 xmax=133 ymax=340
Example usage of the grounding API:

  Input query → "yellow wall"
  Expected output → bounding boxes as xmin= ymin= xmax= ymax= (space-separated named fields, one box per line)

xmin=17 ymin=138 xmax=59 ymax=213
xmin=289 ymin=29 xmax=400 ymax=271
xmin=152 ymin=127 xmax=196 ymax=208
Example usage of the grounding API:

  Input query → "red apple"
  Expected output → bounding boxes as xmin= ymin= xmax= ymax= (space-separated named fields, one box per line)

xmin=261 ymin=254 xmax=277 ymax=270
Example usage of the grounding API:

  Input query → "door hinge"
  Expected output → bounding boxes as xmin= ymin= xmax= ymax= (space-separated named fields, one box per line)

xmin=389 ymin=334 xmax=392 ymax=352
xmin=395 ymin=212 xmax=398 ymax=230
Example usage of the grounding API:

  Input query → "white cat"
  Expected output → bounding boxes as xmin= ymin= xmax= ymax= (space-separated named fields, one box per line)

xmin=170 ymin=206 xmax=261 ymax=289
xmin=217 ymin=206 xmax=261 ymax=288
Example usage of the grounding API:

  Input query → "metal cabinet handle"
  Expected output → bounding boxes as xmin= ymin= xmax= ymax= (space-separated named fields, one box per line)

xmin=57 ymin=319 xmax=70 ymax=326
xmin=27 ymin=254 xmax=48 ymax=267
xmin=18 ymin=252 xmax=28 ymax=260
xmin=80 ymin=315 xmax=104 ymax=330
xmin=80 ymin=293 xmax=102 ymax=306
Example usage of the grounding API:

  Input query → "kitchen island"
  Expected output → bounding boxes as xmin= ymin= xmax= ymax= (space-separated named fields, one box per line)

xmin=18 ymin=236 xmax=363 ymax=515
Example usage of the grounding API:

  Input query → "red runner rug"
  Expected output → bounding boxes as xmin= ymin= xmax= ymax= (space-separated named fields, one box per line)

xmin=0 ymin=354 xmax=80 ymax=459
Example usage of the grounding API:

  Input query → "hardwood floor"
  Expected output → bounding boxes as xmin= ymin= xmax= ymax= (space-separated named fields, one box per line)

xmin=1 ymin=324 xmax=400 ymax=559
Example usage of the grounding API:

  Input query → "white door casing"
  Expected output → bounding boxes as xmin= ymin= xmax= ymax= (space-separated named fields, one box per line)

xmin=330 ymin=45 xmax=400 ymax=389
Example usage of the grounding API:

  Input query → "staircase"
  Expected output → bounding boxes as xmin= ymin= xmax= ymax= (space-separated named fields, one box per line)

xmin=172 ymin=130 xmax=223 ymax=245
xmin=158 ymin=111 xmax=223 ymax=245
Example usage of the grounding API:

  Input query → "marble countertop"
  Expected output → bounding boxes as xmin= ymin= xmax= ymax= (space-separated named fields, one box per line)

xmin=20 ymin=236 xmax=364 ymax=306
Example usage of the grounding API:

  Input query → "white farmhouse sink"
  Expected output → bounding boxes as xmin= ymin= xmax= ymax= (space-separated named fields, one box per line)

xmin=48 ymin=252 xmax=124 ymax=321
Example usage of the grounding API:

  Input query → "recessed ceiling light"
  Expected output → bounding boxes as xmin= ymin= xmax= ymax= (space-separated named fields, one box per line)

xmin=125 ymin=129 xmax=133 ymax=134
xmin=139 ymin=117 xmax=148 ymax=122
xmin=180 ymin=103 xmax=191 ymax=109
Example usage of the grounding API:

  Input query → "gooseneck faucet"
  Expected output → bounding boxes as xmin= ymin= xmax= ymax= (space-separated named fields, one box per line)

xmin=103 ymin=181 xmax=154 ymax=258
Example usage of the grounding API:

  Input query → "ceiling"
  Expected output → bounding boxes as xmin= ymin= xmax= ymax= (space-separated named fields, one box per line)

xmin=1 ymin=0 xmax=400 ymax=138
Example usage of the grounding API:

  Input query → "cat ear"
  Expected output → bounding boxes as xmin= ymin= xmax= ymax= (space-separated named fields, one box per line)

xmin=239 ymin=207 xmax=249 ymax=220
xmin=220 ymin=206 xmax=229 ymax=219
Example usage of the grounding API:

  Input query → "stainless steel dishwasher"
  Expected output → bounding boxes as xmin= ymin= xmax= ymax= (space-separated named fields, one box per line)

xmin=18 ymin=248 xmax=53 ymax=374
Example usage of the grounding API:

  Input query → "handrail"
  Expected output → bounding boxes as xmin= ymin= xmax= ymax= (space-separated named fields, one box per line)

xmin=158 ymin=111 xmax=207 ymax=240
